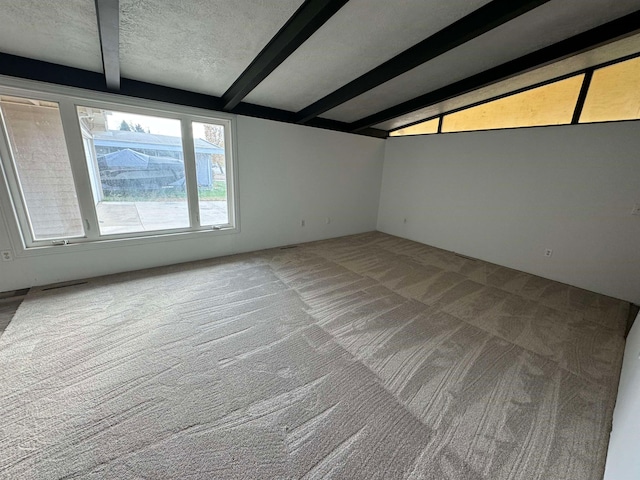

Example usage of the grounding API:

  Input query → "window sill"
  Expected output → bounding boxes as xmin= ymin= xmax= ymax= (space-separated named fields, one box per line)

xmin=14 ymin=225 xmax=240 ymax=259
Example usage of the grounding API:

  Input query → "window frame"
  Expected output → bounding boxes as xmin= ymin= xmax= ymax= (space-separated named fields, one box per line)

xmin=0 ymin=75 xmax=239 ymax=256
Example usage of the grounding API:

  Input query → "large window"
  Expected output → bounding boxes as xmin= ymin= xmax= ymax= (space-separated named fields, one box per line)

xmin=0 ymin=84 xmax=236 ymax=250
xmin=77 ymin=108 xmax=189 ymax=235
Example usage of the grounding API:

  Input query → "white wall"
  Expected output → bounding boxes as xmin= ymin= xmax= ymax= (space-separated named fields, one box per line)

xmin=604 ymin=311 xmax=640 ymax=479
xmin=378 ymin=122 xmax=640 ymax=304
xmin=0 ymin=116 xmax=384 ymax=291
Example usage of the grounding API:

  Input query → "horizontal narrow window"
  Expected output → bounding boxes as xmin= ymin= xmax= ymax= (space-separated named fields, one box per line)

xmin=0 ymin=95 xmax=84 ymax=240
xmin=580 ymin=56 xmax=640 ymax=124
xmin=390 ymin=118 xmax=439 ymax=136
xmin=442 ymin=75 xmax=584 ymax=133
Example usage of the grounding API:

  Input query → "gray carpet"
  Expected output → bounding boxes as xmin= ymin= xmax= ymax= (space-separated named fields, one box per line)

xmin=0 ymin=299 xmax=22 ymax=337
xmin=0 ymin=232 xmax=628 ymax=479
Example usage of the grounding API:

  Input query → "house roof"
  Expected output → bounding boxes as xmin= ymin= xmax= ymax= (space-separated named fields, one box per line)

xmin=0 ymin=1 xmax=638 ymax=137
xmin=93 ymin=131 xmax=224 ymax=155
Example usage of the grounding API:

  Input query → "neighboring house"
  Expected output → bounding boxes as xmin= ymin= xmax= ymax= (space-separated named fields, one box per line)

xmin=93 ymin=130 xmax=224 ymax=188
xmin=97 ymin=149 xmax=187 ymax=194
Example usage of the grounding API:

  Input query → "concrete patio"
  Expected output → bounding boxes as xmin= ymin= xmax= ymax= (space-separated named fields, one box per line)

xmin=95 ymin=201 xmax=228 ymax=234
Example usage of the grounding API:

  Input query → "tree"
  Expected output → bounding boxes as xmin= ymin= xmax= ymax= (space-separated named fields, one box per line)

xmin=203 ymin=124 xmax=225 ymax=174
xmin=204 ymin=124 xmax=224 ymax=148
xmin=119 ymin=120 xmax=149 ymax=133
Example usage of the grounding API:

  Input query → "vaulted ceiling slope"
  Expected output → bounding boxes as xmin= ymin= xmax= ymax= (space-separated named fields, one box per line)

xmin=0 ymin=0 xmax=638 ymax=138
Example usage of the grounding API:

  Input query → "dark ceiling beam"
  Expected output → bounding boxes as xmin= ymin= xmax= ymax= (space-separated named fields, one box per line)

xmin=294 ymin=0 xmax=551 ymax=124
xmin=0 ymin=53 xmax=108 ymax=93
xmin=94 ymin=0 xmax=120 ymax=90
xmin=351 ymin=10 xmax=640 ymax=132
xmin=221 ymin=0 xmax=350 ymax=111
xmin=0 ymin=53 xmax=386 ymax=138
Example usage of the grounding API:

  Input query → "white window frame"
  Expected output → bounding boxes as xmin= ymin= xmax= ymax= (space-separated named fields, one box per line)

xmin=0 ymin=75 xmax=239 ymax=256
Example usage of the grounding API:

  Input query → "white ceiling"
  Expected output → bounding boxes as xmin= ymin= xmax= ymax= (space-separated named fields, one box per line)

xmin=119 ymin=0 xmax=304 ymax=97
xmin=0 ymin=0 xmax=103 ymax=72
xmin=374 ymin=32 xmax=640 ymax=131
xmin=322 ymin=0 xmax=640 ymax=123
xmin=243 ymin=0 xmax=492 ymax=111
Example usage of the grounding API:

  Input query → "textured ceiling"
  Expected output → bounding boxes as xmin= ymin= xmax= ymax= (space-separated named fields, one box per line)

xmin=321 ymin=0 xmax=640 ymax=123
xmin=119 ymin=0 xmax=304 ymax=97
xmin=0 ymin=0 xmax=103 ymax=72
xmin=0 ymin=0 xmax=638 ymax=135
xmin=374 ymin=32 xmax=640 ymax=131
xmin=243 ymin=0 xmax=492 ymax=112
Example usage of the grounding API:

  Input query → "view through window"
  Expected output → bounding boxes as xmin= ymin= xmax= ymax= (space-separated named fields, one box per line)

xmin=193 ymin=121 xmax=229 ymax=227
xmin=0 ymin=95 xmax=85 ymax=240
xmin=0 ymin=88 xmax=236 ymax=249
xmin=77 ymin=108 xmax=189 ymax=235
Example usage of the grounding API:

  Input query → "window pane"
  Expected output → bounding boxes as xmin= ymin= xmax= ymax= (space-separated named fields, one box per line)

xmin=192 ymin=122 xmax=229 ymax=226
xmin=0 ymin=95 xmax=84 ymax=240
xmin=442 ymin=75 xmax=585 ymax=133
xmin=389 ymin=118 xmax=439 ymax=136
xmin=580 ymin=56 xmax=640 ymax=123
xmin=76 ymin=107 xmax=189 ymax=235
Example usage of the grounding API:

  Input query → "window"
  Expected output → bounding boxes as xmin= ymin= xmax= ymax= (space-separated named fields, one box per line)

xmin=77 ymin=108 xmax=189 ymax=235
xmin=192 ymin=121 xmax=230 ymax=227
xmin=388 ymin=50 xmax=640 ymax=137
xmin=389 ymin=118 xmax=439 ymax=136
xmin=0 ymin=85 xmax=237 ymax=250
xmin=0 ymin=95 xmax=85 ymax=240
xmin=580 ymin=56 xmax=640 ymax=124
xmin=441 ymin=75 xmax=584 ymax=133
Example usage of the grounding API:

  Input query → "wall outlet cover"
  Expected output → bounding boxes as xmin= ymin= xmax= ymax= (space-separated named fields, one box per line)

xmin=1 ymin=250 xmax=13 ymax=262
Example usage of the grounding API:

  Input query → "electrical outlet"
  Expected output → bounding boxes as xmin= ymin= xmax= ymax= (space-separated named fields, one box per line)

xmin=632 ymin=204 xmax=640 ymax=216
xmin=1 ymin=250 xmax=13 ymax=262
xmin=544 ymin=248 xmax=553 ymax=258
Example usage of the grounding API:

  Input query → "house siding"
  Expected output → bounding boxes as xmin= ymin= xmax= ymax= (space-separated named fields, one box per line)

xmin=2 ymin=102 xmax=83 ymax=239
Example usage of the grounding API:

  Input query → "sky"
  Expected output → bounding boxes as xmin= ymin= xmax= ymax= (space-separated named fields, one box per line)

xmin=105 ymin=110 xmax=208 ymax=139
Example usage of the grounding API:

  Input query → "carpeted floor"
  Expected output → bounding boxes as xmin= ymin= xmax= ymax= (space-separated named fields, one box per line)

xmin=0 ymin=232 xmax=628 ymax=479
xmin=0 ymin=300 xmax=21 ymax=335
